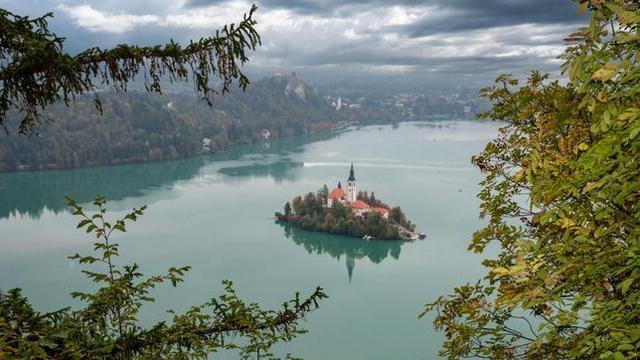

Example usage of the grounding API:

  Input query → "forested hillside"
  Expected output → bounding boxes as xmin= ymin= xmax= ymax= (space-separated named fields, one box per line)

xmin=0 ymin=74 xmax=337 ymax=172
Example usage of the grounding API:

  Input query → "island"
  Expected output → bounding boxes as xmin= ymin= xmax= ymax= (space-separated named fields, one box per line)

xmin=275 ymin=164 xmax=423 ymax=240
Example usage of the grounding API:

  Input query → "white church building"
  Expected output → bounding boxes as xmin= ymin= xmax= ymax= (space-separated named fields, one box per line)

xmin=326 ymin=164 xmax=389 ymax=219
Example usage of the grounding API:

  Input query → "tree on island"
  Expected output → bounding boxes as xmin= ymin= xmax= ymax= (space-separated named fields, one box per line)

xmin=276 ymin=186 xmax=411 ymax=240
xmin=317 ymin=184 xmax=329 ymax=199
xmin=357 ymin=190 xmax=386 ymax=208
xmin=424 ymin=1 xmax=640 ymax=358
xmin=0 ymin=6 xmax=327 ymax=359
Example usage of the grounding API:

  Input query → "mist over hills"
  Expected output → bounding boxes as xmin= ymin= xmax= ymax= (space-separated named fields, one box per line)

xmin=0 ymin=72 xmax=485 ymax=172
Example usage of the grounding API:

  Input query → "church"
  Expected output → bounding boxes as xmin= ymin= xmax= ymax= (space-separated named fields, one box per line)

xmin=326 ymin=164 xmax=389 ymax=219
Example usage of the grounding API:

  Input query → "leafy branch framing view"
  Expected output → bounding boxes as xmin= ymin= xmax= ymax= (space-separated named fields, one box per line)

xmin=0 ymin=5 xmax=328 ymax=359
xmin=1 ymin=0 xmax=639 ymax=359
xmin=424 ymin=1 xmax=640 ymax=358
xmin=0 ymin=5 xmax=260 ymax=134
xmin=1 ymin=197 xmax=326 ymax=359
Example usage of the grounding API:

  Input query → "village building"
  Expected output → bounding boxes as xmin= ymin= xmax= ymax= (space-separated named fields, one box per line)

xmin=326 ymin=164 xmax=389 ymax=219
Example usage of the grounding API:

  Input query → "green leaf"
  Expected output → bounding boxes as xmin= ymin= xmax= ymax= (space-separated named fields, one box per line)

xmin=619 ymin=278 xmax=634 ymax=294
xmin=76 ymin=219 xmax=91 ymax=229
xmin=617 ymin=343 xmax=634 ymax=352
xmin=113 ymin=223 xmax=126 ymax=232
xmin=600 ymin=351 xmax=613 ymax=359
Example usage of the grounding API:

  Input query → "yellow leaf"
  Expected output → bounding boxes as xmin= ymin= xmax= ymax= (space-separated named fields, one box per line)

xmin=577 ymin=143 xmax=589 ymax=151
xmin=606 ymin=4 xmax=640 ymax=25
xmin=592 ymin=68 xmax=615 ymax=81
xmin=557 ymin=218 xmax=576 ymax=229
xmin=491 ymin=267 xmax=510 ymax=276
xmin=577 ymin=3 xmax=588 ymax=14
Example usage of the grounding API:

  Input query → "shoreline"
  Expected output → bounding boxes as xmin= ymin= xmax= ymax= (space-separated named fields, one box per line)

xmin=0 ymin=117 xmax=470 ymax=174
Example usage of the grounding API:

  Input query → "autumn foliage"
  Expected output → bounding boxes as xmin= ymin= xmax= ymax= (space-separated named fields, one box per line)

xmin=425 ymin=1 xmax=640 ymax=358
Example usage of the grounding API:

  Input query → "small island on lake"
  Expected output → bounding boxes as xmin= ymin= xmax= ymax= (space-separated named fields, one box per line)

xmin=275 ymin=164 xmax=424 ymax=241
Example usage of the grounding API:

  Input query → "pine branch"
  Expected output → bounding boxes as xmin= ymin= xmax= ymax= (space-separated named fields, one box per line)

xmin=0 ymin=5 xmax=261 ymax=134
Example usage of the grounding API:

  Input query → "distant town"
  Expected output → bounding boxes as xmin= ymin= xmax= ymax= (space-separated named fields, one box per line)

xmin=323 ymin=88 xmax=484 ymax=121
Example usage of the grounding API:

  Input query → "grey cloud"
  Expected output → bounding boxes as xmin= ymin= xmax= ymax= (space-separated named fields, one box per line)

xmin=3 ymin=0 xmax=587 ymax=88
xmin=188 ymin=0 xmax=584 ymax=32
xmin=403 ymin=1 xmax=584 ymax=37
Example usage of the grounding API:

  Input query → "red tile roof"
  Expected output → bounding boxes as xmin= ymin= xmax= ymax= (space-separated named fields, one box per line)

xmin=351 ymin=200 xmax=370 ymax=209
xmin=374 ymin=207 xmax=389 ymax=215
xmin=328 ymin=187 xmax=347 ymax=200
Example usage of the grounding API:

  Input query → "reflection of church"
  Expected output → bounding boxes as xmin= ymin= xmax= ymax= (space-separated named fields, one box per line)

xmin=326 ymin=164 xmax=389 ymax=218
xmin=281 ymin=223 xmax=403 ymax=282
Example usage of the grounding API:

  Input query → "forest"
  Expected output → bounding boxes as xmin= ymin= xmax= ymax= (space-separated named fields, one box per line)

xmin=0 ymin=72 xmax=476 ymax=173
xmin=0 ymin=74 xmax=337 ymax=172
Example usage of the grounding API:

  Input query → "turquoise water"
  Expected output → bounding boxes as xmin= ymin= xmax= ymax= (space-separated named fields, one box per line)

xmin=0 ymin=120 xmax=499 ymax=359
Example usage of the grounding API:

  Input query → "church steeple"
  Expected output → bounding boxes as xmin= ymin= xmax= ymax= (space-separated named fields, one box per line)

xmin=347 ymin=163 xmax=357 ymax=203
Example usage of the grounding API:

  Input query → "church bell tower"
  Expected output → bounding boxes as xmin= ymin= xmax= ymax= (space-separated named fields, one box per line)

xmin=347 ymin=163 xmax=357 ymax=203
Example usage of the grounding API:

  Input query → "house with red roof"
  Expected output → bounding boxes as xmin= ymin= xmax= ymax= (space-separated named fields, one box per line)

xmin=350 ymin=199 xmax=370 ymax=216
xmin=373 ymin=207 xmax=389 ymax=219
xmin=327 ymin=182 xmax=347 ymax=207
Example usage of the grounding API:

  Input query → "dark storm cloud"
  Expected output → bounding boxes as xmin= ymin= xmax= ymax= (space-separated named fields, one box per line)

xmin=2 ymin=0 xmax=588 ymax=87
xmin=402 ymin=0 xmax=584 ymax=37
xmin=188 ymin=0 xmax=584 ymax=33
xmin=184 ymin=0 xmax=587 ymax=84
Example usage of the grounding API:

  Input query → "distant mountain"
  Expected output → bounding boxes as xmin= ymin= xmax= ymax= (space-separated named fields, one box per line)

xmin=0 ymin=74 xmax=337 ymax=172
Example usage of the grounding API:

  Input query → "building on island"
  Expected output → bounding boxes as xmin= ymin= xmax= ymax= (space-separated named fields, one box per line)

xmin=374 ymin=207 xmax=389 ymax=218
xmin=326 ymin=164 xmax=389 ymax=219
xmin=351 ymin=199 xmax=370 ymax=216
xmin=327 ymin=182 xmax=346 ymax=207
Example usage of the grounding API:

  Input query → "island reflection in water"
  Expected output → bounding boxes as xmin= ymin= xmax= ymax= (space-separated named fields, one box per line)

xmin=279 ymin=223 xmax=407 ymax=282
xmin=217 ymin=158 xmax=303 ymax=183
xmin=0 ymin=157 xmax=205 ymax=220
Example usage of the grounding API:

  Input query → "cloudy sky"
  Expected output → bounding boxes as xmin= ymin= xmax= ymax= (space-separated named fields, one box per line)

xmin=5 ymin=0 xmax=587 ymax=88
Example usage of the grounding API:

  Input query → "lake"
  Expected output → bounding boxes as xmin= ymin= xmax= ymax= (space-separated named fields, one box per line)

xmin=0 ymin=120 xmax=499 ymax=359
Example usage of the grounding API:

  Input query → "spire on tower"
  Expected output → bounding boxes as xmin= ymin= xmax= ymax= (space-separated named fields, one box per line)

xmin=348 ymin=163 xmax=356 ymax=181
xmin=338 ymin=181 xmax=342 ymax=189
